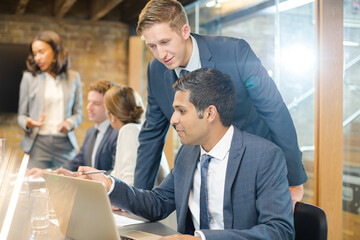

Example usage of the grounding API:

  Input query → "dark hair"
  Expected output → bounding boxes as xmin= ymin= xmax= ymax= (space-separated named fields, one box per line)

xmin=104 ymin=85 xmax=144 ymax=124
xmin=26 ymin=30 xmax=69 ymax=76
xmin=137 ymin=0 xmax=188 ymax=35
xmin=89 ymin=80 xmax=118 ymax=96
xmin=173 ymin=67 xmax=237 ymax=127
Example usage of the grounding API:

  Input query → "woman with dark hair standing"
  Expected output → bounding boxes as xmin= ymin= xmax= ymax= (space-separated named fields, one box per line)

xmin=18 ymin=30 xmax=83 ymax=168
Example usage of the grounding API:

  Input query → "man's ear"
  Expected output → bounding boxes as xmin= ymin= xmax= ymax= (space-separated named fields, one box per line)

xmin=181 ymin=24 xmax=191 ymax=40
xmin=205 ymin=105 xmax=217 ymax=123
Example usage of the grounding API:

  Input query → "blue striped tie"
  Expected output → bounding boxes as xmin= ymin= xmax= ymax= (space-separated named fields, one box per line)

xmin=200 ymin=154 xmax=212 ymax=229
xmin=179 ymin=69 xmax=189 ymax=77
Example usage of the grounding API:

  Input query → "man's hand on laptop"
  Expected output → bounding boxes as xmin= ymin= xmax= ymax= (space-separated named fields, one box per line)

xmin=28 ymin=167 xmax=75 ymax=178
xmin=28 ymin=168 xmax=47 ymax=178
xmin=54 ymin=168 xmax=76 ymax=176
xmin=76 ymin=166 xmax=112 ymax=192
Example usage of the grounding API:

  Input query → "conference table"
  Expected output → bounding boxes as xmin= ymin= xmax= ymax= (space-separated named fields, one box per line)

xmin=5 ymin=178 xmax=177 ymax=240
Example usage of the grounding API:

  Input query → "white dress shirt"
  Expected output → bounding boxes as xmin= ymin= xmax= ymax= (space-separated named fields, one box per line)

xmin=189 ymin=126 xmax=234 ymax=238
xmin=91 ymin=120 xmax=110 ymax=167
xmin=175 ymin=35 xmax=201 ymax=78
xmin=39 ymin=73 xmax=65 ymax=136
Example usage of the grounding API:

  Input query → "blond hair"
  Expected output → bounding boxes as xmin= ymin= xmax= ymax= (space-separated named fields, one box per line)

xmin=104 ymin=85 xmax=144 ymax=124
xmin=89 ymin=80 xmax=117 ymax=95
xmin=137 ymin=0 xmax=188 ymax=35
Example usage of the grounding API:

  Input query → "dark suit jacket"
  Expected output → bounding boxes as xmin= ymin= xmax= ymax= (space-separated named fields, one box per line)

xmin=110 ymin=127 xmax=295 ymax=239
xmin=134 ymin=33 xmax=308 ymax=189
xmin=62 ymin=125 xmax=118 ymax=172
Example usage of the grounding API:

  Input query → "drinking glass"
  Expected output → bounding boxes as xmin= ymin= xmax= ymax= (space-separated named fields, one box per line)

xmin=30 ymin=189 xmax=49 ymax=236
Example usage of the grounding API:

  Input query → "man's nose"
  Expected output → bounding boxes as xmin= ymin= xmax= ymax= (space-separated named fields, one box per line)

xmin=158 ymin=46 xmax=167 ymax=59
xmin=170 ymin=112 xmax=178 ymax=125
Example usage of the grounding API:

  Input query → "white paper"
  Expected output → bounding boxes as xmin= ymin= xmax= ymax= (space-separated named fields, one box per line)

xmin=27 ymin=176 xmax=45 ymax=183
xmin=113 ymin=213 xmax=145 ymax=226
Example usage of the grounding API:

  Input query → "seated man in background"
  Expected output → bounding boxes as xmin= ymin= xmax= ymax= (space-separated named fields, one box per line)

xmin=77 ymin=68 xmax=294 ymax=239
xmin=29 ymin=80 xmax=118 ymax=177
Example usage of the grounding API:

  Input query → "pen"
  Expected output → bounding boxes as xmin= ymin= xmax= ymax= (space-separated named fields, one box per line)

xmin=82 ymin=170 xmax=107 ymax=175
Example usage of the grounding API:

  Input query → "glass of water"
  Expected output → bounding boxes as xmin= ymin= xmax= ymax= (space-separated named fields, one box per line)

xmin=30 ymin=188 xmax=49 ymax=236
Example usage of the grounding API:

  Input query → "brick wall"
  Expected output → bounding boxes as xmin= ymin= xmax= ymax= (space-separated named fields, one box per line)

xmin=0 ymin=14 xmax=129 ymax=153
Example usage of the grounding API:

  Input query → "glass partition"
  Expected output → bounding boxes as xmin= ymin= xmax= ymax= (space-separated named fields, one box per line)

xmin=343 ymin=1 xmax=360 ymax=239
xmin=276 ymin=1 xmax=315 ymax=204
xmin=185 ymin=0 xmax=316 ymax=203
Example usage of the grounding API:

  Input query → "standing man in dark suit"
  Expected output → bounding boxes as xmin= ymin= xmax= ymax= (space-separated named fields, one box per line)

xmin=78 ymin=68 xmax=294 ymax=239
xmin=29 ymin=80 xmax=118 ymax=177
xmin=133 ymin=0 xmax=307 ymax=205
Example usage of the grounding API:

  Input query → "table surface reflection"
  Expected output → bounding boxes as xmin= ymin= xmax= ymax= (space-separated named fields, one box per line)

xmin=6 ymin=180 xmax=177 ymax=240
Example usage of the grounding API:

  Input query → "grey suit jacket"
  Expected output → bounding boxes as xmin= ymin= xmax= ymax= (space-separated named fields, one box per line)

xmin=17 ymin=70 xmax=83 ymax=153
xmin=62 ymin=125 xmax=118 ymax=172
xmin=135 ymin=33 xmax=308 ymax=189
xmin=110 ymin=127 xmax=295 ymax=240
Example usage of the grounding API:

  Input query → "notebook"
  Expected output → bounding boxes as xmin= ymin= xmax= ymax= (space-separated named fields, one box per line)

xmin=44 ymin=173 xmax=162 ymax=240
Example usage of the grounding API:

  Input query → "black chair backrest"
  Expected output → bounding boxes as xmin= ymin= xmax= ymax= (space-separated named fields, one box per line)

xmin=294 ymin=202 xmax=328 ymax=240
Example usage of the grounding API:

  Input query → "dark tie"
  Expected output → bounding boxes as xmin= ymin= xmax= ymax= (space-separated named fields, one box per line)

xmin=179 ymin=69 xmax=190 ymax=78
xmin=88 ymin=128 xmax=99 ymax=167
xmin=199 ymin=154 xmax=212 ymax=229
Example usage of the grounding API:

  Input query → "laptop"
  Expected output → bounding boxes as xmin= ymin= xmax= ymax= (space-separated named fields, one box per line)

xmin=44 ymin=173 xmax=163 ymax=240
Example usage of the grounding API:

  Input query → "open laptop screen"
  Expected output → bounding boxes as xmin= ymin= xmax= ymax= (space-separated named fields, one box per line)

xmin=44 ymin=173 xmax=120 ymax=240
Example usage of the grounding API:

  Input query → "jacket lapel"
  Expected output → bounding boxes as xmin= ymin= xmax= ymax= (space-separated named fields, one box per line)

xmin=177 ymin=146 xmax=200 ymax=233
xmin=94 ymin=125 xmax=112 ymax=168
xmin=60 ymin=72 xmax=69 ymax=116
xmin=37 ymin=73 xmax=46 ymax=116
xmin=192 ymin=34 xmax=215 ymax=69
xmin=223 ymin=128 xmax=245 ymax=229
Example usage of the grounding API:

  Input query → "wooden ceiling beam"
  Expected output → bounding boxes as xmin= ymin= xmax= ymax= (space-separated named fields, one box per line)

xmin=90 ymin=0 xmax=123 ymax=21
xmin=15 ymin=0 xmax=30 ymax=15
xmin=54 ymin=0 xmax=77 ymax=18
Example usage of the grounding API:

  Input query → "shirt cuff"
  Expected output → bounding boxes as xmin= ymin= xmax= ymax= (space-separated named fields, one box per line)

xmin=65 ymin=118 xmax=74 ymax=125
xmin=194 ymin=230 xmax=206 ymax=240
xmin=107 ymin=175 xmax=115 ymax=195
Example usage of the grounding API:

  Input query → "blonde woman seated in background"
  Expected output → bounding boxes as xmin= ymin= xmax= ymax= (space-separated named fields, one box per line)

xmin=104 ymin=85 xmax=169 ymax=186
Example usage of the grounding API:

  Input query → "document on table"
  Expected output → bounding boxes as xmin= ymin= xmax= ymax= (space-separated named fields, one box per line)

xmin=113 ymin=213 xmax=145 ymax=226
xmin=27 ymin=175 xmax=45 ymax=182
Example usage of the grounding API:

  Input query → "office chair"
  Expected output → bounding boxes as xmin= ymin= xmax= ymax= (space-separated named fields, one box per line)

xmin=294 ymin=202 xmax=328 ymax=240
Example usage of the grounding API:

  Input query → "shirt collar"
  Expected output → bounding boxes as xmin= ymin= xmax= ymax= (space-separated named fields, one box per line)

xmin=44 ymin=72 xmax=62 ymax=81
xmin=175 ymin=35 xmax=201 ymax=78
xmin=200 ymin=125 xmax=234 ymax=161
xmin=95 ymin=119 xmax=110 ymax=134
